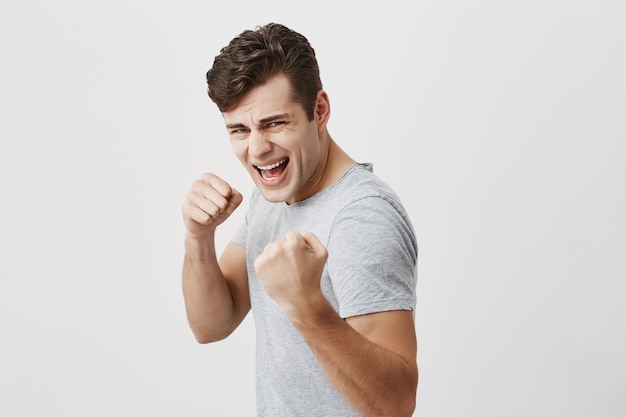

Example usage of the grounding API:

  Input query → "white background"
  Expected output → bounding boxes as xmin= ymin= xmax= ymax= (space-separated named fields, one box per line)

xmin=1 ymin=0 xmax=624 ymax=416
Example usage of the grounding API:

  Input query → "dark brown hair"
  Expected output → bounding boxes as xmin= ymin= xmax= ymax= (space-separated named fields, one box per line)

xmin=206 ymin=23 xmax=322 ymax=120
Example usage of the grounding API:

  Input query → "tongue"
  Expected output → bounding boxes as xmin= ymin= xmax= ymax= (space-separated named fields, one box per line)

xmin=262 ymin=164 xmax=286 ymax=179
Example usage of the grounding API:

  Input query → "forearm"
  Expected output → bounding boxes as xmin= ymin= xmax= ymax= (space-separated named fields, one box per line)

xmin=182 ymin=233 xmax=239 ymax=343
xmin=288 ymin=295 xmax=417 ymax=417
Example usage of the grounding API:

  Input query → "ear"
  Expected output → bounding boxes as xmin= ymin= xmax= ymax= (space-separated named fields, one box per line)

xmin=314 ymin=90 xmax=331 ymax=129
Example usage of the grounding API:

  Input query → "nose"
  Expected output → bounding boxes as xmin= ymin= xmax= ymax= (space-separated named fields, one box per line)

xmin=248 ymin=129 xmax=272 ymax=158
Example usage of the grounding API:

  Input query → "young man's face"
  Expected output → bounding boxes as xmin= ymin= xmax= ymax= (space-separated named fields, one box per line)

xmin=223 ymin=74 xmax=327 ymax=204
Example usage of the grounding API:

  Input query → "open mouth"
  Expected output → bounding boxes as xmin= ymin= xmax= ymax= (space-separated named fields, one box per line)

xmin=255 ymin=158 xmax=289 ymax=181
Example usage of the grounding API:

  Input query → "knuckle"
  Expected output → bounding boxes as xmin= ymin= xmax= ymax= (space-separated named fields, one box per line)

xmin=215 ymin=197 xmax=228 ymax=210
xmin=206 ymin=205 xmax=220 ymax=218
xmin=191 ymin=179 xmax=206 ymax=192
xmin=193 ymin=208 xmax=211 ymax=225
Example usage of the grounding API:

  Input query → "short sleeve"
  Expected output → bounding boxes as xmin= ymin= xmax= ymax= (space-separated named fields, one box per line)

xmin=326 ymin=195 xmax=418 ymax=318
xmin=231 ymin=216 xmax=247 ymax=248
xmin=231 ymin=188 xmax=259 ymax=249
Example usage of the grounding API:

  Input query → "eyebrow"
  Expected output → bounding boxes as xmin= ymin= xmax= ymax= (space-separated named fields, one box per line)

xmin=225 ymin=113 xmax=291 ymax=130
xmin=259 ymin=113 xmax=290 ymax=124
xmin=225 ymin=122 xmax=247 ymax=130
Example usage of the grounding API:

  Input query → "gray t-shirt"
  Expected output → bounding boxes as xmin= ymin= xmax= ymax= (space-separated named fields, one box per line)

xmin=233 ymin=163 xmax=418 ymax=416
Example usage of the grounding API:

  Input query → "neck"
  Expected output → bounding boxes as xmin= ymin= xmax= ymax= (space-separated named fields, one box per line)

xmin=288 ymin=132 xmax=355 ymax=204
xmin=327 ymin=136 xmax=355 ymax=174
xmin=315 ymin=134 xmax=356 ymax=192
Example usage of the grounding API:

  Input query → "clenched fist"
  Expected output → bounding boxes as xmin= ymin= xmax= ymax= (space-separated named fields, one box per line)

xmin=182 ymin=173 xmax=243 ymax=239
xmin=254 ymin=231 xmax=328 ymax=314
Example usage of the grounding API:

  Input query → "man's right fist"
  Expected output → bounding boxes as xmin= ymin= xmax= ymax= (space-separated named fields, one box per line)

xmin=182 ymin=173 xmax=243 ymax=238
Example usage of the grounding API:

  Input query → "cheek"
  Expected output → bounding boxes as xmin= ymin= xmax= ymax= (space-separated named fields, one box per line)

xmin=302 ymin=136 xmax=322 ymax=164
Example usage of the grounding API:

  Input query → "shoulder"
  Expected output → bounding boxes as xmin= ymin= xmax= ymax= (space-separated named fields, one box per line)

xmin=333 ymin=164 xmax=413 ymax=227
xmin=328 ymin=166 xmax=417 ymax=258
xmin=327 ymin=164 xmax=401 ymax=203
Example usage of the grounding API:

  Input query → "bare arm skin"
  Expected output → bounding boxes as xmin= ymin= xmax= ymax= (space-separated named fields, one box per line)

xmin=254 ymin=231 xmax=418 ymax=417
xmin=181 ymin=173 xmax=250 ymax=343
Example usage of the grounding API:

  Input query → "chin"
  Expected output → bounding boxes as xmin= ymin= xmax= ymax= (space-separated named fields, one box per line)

xmin=258 ymin=191 xmax=289 ymax=203
xmin=256 ymin=186 xmax=294 ymax=204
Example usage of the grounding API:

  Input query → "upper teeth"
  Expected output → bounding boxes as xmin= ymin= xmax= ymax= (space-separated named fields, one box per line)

xmin=257 ymin=159 xmax=287 ymax=170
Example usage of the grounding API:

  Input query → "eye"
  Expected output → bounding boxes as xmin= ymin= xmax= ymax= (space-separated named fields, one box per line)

xmin=267 ymin=121 xmax=285 ymax=129
xmin=230 ymin=127 xmax=249 ymax=135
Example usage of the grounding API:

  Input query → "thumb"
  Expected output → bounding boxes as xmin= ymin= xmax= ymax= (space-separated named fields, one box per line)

xmin=303 ymin=232 xmax=328 ymax=259
xmin=226 ymin=188 xmax=244 ymax=214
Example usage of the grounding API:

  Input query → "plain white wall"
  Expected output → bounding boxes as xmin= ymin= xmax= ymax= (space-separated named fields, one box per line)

xmin=1 ymin=0 xmax=624 ymax=416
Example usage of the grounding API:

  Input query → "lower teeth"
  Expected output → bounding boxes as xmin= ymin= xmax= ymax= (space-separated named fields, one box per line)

xmin=261 ymin=171 xmax=277 ymax=181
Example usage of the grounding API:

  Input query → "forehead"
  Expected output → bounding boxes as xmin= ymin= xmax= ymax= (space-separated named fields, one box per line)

xmin=223 ymin=74 xmax=303 ymax=124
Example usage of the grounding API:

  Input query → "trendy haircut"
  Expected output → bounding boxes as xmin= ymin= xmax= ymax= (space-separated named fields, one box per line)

xmin=206 ymin=23 xmax=323 ymax=121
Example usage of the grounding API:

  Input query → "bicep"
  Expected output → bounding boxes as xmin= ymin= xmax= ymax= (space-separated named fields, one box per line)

xmin=346 ymin=310 xmax=417 ymax=368
xmin=219 ymin=241 xmax=251 ymax=323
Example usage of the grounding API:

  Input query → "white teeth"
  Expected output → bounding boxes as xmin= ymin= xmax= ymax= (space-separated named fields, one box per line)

xmin=257 ymin=159 xmax=287 ymax=171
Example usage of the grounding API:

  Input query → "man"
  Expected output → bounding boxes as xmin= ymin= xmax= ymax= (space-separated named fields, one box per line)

xmin=182 ymin=23 xmax=418 ymax=417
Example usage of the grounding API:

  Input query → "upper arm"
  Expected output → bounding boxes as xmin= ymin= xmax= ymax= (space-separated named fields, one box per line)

xmin=328 ymin=196 xmax=417 ymax=319
xmin=219 ymin=241 xmax=251 ymax=326
xmin=330 ymin=196 xmax=418 ymax=368
xmin=346 ymin=310 xmax=418 ymax=371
